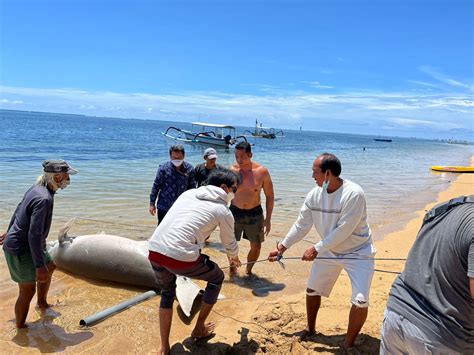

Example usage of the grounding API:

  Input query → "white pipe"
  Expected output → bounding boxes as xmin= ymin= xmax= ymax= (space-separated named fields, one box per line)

xmin=80 ymin=290 xmax=158 ymax=327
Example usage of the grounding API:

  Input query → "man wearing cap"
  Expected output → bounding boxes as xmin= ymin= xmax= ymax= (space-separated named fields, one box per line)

xmin=195 ymin=148 xmax=224 ymax=187
xmin=149 ymin=145 xmax=196 ymax=224
xmin=1 ymin=160 xmax=78 ymax=328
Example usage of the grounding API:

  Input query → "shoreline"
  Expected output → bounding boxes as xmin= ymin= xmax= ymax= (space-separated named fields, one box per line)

xmin=0 ymin=158 xmax=472 ymax=353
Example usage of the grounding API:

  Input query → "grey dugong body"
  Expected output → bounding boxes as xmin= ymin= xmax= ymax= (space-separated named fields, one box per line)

xmin=48 ymin=234 xmax=159 ymax=289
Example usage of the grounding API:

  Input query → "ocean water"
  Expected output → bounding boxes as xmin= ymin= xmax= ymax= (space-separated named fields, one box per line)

xmin=0 ymin=109 xmax=472 ymax=241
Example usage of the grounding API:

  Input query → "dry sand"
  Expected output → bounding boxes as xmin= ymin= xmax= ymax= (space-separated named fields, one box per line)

xmin=1 ymin=165 xmax=472 ymax=354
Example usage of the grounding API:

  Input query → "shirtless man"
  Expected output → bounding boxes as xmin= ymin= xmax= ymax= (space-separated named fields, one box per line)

xmin=230 ymin=141 xmax=274 ymax=276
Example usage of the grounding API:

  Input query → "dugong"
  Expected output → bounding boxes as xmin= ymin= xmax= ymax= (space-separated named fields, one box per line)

xmin=48 ymin=220 xmax=224 ymax=316
xmin=47 ymin=220 xmax=158 ymax=289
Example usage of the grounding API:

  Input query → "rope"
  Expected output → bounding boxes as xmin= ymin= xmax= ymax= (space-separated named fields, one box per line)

xmin=222 ymin=256 xmax=404 ymax=275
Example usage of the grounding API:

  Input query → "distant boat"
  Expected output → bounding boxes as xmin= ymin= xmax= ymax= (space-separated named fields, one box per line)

xmin=374 ymin=135 xmax=392 ymax=142
xmin=242 ymin=119 xmax=284 ymax=139
xmin=162 ymin=122 xmax=247 ymax=147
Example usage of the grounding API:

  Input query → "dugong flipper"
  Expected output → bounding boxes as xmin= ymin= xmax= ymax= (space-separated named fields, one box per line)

xmin=176 ymin=277 xmax=202 ymax=317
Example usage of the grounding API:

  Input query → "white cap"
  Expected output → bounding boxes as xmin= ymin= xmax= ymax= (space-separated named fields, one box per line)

xmin=203 ymin=148 xmax=218 ymax=160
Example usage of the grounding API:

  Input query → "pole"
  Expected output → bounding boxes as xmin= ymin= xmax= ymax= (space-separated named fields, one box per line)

xmin=80 ymin=290 xmax=158 ymax=327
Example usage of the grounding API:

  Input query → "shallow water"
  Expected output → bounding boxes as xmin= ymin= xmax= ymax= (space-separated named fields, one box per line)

xmin=0 ymin=109 xmax=472 ymax=242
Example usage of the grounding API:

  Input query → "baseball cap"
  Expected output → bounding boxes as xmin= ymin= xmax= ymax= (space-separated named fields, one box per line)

xmin=42 ymin=160 xmax=79 ymax=174
xmin=203 ymin=148 xmax=218 ymax=160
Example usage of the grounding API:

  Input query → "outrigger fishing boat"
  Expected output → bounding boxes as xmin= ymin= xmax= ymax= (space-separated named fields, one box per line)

xmin=162 ymin=122 xmax=247 ymax=147
xmin=243 ymin=119 xmax=284 ymax=139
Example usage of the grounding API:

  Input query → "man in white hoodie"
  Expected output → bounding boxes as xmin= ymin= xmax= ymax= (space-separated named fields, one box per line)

xmin=268 ymin=153 xmax=375 ymax=350
xmin=148 ymin=169 xmax=241 ymax=355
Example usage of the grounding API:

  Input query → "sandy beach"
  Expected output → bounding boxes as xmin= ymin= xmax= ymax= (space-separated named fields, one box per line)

xmin=1 ymin=162 xmax=473 ymax=354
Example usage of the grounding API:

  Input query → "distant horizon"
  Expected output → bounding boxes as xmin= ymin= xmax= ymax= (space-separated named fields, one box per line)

xmin=2 ymin=108 xmax=471 ymax=143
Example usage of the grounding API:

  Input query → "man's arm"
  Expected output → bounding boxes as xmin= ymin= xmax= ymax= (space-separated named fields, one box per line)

xmin=187 ymin=166 xmax=196 ymax=190
xmin=262 ymin=168 xmax=274 ymax=236
xmin=219 ymin=211 xmax=239 ymax=258
xmin=470 ymin=278 xmax=474 ymax=300
xmin=281 ymin=195 xmax=314 ymax=249
xmin=27 ymin=198 xmax=51 ymax=270
xmin=219 ymin=210 xmax=241 ymax=268
xmin=149 ymin=166 xmax=163 ymax=215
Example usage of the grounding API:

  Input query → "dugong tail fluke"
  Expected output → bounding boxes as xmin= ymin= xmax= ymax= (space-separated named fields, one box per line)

xmin=58 ymin=218 xmax=77 ymax=245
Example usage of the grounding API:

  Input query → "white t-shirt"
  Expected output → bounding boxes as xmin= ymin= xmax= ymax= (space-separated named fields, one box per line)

xmin=282 ymin=179 xmax=373 ymax=255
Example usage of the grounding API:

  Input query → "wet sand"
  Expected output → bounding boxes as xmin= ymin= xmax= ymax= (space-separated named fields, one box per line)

xmin=1 ymin=164 xmax=473 ymax=354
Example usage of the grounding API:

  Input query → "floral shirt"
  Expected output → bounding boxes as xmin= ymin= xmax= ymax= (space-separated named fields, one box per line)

xmin=149 ymin=161 xmax=196 ymax=212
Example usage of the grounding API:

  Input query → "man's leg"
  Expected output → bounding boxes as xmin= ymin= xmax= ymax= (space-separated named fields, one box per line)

xmin=306 ymin=291 xmax=321 ymax=335
xmin=246 ymin=242 xmax=261 ymax=275
xmin=150 ymin=262 xmax=176 ymax=355
xmin=344 ymin=256 xmax=374 ymax=348
xmin=37 ymin=262 xmax=55 ymax=308
xmin=159 ymin=307 xmax=173 ymax=355
xmin=345 ymin=305 xmax=368 ymax=348
xmin=16 ymin=283 xmax=36 ymax=328
xmin=181 ymin=259 xmax=224 ymax=339
xmin=191 ymin=302 xmax=216 ymax=339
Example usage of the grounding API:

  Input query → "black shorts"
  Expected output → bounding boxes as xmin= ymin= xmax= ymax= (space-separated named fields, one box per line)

xmin=230 ymin=205 xmax=265 ymax=244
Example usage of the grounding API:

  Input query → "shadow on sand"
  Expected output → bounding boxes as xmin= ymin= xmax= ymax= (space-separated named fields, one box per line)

xmin=281 ymin=329 xmax=380 ymax=354
xmin=11 ymin=308 xmax=94 ymax=352
xmin=225 ymin=273 xmax=286 ymax=297
xmin=170 ymin=327 xmax=260 ymax=354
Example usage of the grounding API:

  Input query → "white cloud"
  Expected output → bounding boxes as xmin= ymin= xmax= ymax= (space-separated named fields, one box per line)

xmin=419 ymin=66 xmax=474 ymax=90
xmin=0 ymin=85 xmax=472 ymax=136
xmin=408 ymin=80 xmax=440 ymax=89
xmin=307 ymin=81 xmax=334 ymax=89
xmin=388 ymin=117 xmax=462 ymax=130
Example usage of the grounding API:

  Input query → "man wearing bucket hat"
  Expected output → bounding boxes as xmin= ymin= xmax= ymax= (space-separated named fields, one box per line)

xmin=195 ymin=148 xmax=224 ymax=187
xmin=1 ymin=159 xmax=78 ymax=328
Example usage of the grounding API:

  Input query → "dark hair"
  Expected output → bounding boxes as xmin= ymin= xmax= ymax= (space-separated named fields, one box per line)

xmin=235 ymin=141 xmax=252 ymax=153
xmin=319 ymin=153 xmax=342 ymax=177
xmin=207 ymin=169 xmax=241 ymax=188
xmin=169 ymin=144 xmax=185 ymax=156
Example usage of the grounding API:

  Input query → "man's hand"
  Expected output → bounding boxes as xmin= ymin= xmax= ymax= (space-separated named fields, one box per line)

xmin=148 ymin=204 xmax=156 ymax=216
xmin=263 ymin=218 xmax=271 ymax=236
xmin=228 ymin=256 xmax=242 ymax=268
xmin=268 ymin=243 xmax=287 ymax=262
xmin=302 ymin=246 xmax=318 ymax=261
xmin=36 ymin=266 xmax=49 ymax=283
xmin=0 ymin=232 xmax=6 ymax=245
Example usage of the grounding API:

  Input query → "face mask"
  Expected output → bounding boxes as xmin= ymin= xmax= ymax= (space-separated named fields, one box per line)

xmin=171 ymin=159 xmax=183 ymax=167
xmin=321 ymin=173 xmax=329 ymax=192
xmin=227 ymin=192 xmax=235 ymax=203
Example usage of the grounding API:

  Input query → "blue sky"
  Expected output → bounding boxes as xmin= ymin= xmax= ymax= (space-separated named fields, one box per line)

xmin=1 ymin=0 xmax=473 ymax=139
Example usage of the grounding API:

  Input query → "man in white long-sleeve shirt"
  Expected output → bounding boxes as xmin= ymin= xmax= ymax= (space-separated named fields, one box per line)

xmin=269 ymin=153 xmax=375 ymax=349
xmin=148 ymin=169 xmax=241 ymax=355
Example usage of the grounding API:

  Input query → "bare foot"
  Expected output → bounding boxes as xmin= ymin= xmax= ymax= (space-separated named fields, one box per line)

xmin=298 ymin=329 xmax=316 ymax=341
xmin=158 ymin=345 xmax=170 ymax=355
xmin=191 ymin=321 xmax=216 ymax=340
xmin=16 ymin=323 xmax=28 ymax=329
xmin=229 ymin=266 xmax=237 ymax=277
xmin=36 ymin=302 xmax=51 ymax=309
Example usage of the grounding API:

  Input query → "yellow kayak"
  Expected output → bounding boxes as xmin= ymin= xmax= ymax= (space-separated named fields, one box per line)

xmin=431 ymin=166 xmax=474 ymax=173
